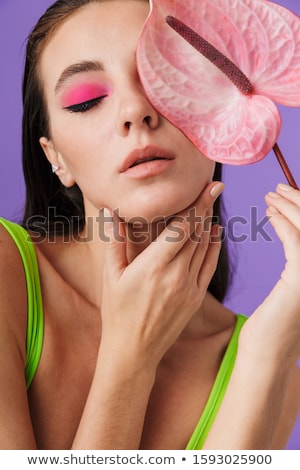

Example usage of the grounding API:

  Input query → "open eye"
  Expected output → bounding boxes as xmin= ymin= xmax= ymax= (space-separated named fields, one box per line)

xmin=64 ymin=96 xmax=106 ymax=113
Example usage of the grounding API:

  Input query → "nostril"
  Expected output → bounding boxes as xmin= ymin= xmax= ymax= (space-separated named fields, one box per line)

xmin=124 ymin=116 xmax=152 ymax=130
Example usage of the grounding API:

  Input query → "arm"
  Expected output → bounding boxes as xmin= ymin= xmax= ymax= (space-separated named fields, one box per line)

xmin=204 ymin=352 xmax=298 ymax=449
xmin=205 ymin=183 xmax=300 ymax=450
xmin=272 ymin=363 xmax=300 ymax=449
xmin=0 ymin=225 xmax=37 ymax=449
xmin=72 ymin=348 xmax=156 ymax=449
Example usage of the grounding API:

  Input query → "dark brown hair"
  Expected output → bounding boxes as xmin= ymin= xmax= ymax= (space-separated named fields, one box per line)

xmin=21 ymin=0 xmax=232 ymax=301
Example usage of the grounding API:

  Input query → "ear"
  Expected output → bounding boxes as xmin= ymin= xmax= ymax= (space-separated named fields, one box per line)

xmin=39 ymin=136 xmax=76 ymax=188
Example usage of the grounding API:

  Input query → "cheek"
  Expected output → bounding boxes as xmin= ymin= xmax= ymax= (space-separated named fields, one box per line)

xmin=169 ymin=124 xmax=215 ymax=179
xmin=184 ymin=147 xmax=216 ymax=183
xmin=48 ymin=119 xmax=99 ymax=167
xmin=202 ymin=159 xmax=216 ymax=181
xmin=191 ymin=144 xmax=216 ymax=181
xmin=51 ymin=135 xmax=113 ymax=200
xmin=48 ymin=103 xmax=114 ymax=153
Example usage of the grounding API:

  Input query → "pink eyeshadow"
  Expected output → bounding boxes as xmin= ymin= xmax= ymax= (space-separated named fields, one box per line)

xmin=61 ymin=83 xmax=110 ymax=107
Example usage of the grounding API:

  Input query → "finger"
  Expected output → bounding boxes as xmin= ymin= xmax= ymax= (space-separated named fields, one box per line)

xmin=266 ymin=206 xmax=300 ymax=262
xmin=189 ymin=212 xmax=214 ymax=276
xmin=175 ymin=207 xmax=213 ymax=274
xmin=143 ymin=182 xmax=224 ymax=266
xmin=277 ymin=183 xmax=300 ymax=204
xmin=170 ymin=206 xmax=213 ymax=273
xmin=173 ymin=181 xmax=224 ymax=239
xmin=102 ymin=208 xmax=128 ymax=277
xmin=197 ymin=224 xmax=222 ymax=289
xmin=265 ymin=188 xmax=300 ymax=231
xmin=168 ymin=220 xmax=210 ymax=279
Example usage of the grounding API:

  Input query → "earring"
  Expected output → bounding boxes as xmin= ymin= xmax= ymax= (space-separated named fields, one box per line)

xmin=51 ymin=164 xmax=59 ymax=173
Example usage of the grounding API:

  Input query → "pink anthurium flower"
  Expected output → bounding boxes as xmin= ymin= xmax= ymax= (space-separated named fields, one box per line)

xmin=137 ymin=0 xmax=300 ymax=185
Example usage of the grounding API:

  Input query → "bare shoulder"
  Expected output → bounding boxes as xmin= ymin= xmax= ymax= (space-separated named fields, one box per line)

xmin=272 ymin=362 xmax=300 ymax=449
xmin=0 ymin=222 xmax=28 ymax=348
xmin=0 ymin=223 xmax=36 ymax=448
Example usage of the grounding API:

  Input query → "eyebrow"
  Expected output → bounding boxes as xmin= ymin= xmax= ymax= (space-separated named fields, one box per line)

xmin=55 ymin=60 xmax=104 ymax=94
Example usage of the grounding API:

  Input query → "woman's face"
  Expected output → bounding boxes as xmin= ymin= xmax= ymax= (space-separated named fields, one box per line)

xmin=39 ymin=0 xmax=215 ymax=222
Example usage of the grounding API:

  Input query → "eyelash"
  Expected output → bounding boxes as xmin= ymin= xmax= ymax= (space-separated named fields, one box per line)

xmin=64 ymin=96 xmax=106 ymax=113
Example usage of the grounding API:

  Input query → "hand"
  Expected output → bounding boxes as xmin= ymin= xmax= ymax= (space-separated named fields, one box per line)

xmin=99 ymin=182 xmax=224 ymax=369
xmin=239 ymin=183 xmax=300 ymax=365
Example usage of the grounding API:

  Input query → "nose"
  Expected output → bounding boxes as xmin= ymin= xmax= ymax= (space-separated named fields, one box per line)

xmin=117 ymin=79 xmax=160 ymax=135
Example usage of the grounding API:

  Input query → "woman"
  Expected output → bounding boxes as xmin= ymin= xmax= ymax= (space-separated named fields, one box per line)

xmin=0 ymin=0 xmax=299 ymax=450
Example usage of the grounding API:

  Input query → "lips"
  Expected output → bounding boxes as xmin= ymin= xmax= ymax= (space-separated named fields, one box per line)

xmin=120 ymin=146 xmax=175 ymax=172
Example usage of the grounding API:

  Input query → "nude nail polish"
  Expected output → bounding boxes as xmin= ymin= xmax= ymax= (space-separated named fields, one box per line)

xmin=210 ymin=183 xmax=224 ymax=198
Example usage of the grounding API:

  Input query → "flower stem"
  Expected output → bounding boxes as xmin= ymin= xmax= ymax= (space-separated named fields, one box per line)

xmin=273 ymin=143 xmax=298 ymax=189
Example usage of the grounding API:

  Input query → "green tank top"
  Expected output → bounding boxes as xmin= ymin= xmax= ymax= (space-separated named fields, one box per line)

xmin=0 ymin=217 xmax=43 ymax=389
xmin=0 ymin=217 xmax=247 ymax=450
xmin=185 ymin=313 xmax=247 ymax=449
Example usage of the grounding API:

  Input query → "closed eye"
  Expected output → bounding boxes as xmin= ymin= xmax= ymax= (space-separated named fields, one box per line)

xmin=64 ymin=96 xmax=106 ymax=113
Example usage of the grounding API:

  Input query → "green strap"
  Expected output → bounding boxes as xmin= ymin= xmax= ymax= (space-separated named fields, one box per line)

xmin=186 ymin=313 xmax=247 ymax=450
xmin=0 ymin=218 xmax=44 ymax=389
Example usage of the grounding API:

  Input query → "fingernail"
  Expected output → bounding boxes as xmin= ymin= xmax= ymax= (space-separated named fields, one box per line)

xmin=268 ymin=191 xmax=281 ymax=199
xmin=277 ymin=183 xmax=293 ymax=192
xmin=210 ymin=182 xmax=224 ymax=198
xmin=267 ymin=206 xmax=279 ymax=214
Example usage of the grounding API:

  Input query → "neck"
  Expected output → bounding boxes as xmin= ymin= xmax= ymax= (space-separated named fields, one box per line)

xmin=125 ymin=217 xmax=167 ymax=262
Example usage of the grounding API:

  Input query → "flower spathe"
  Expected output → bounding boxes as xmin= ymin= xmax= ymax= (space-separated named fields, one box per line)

xmin=137 ymin=0 xmax=300 ymax=165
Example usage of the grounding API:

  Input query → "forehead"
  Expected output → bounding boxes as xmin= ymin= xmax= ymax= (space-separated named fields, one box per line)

xmin=39 ymin=1 xmax=150 ymax=87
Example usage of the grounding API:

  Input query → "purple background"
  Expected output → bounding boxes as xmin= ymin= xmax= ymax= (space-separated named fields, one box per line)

xmin=0 ymin=0 xmax=299 ymax=449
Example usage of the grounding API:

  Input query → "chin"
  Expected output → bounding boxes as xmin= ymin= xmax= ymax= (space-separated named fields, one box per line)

xmin=112 ymin=192 xmax=198 ymax=225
